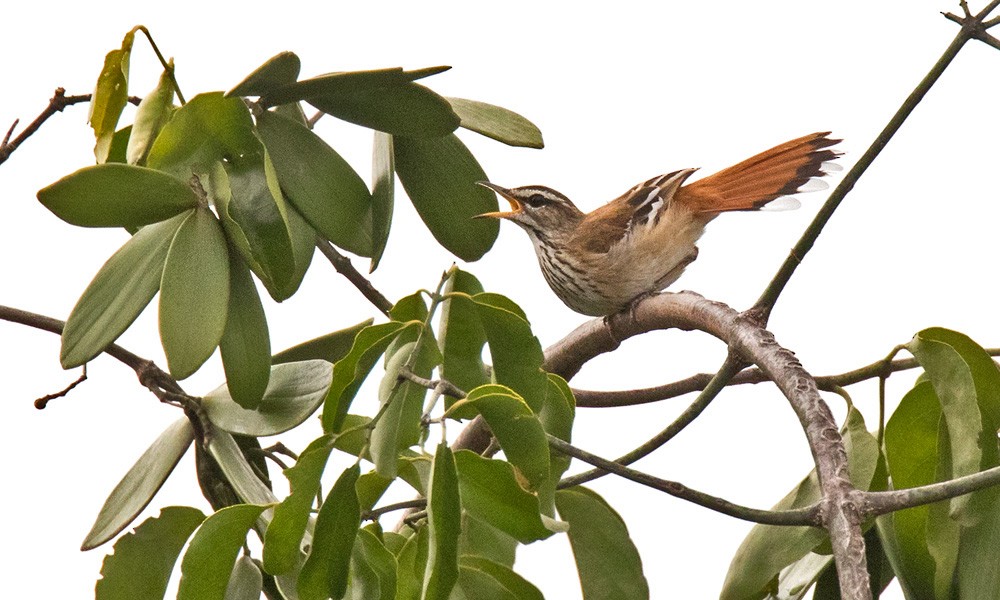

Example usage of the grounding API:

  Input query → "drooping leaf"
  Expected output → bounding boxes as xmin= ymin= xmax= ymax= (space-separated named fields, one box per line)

xmin=394 ymin=134 xmax=499 ymax=261
xmin=447 ymin=97 xmax=544 ymax=149
xmin=90 ymin=31 xmax=135 ymax=162
xmin=61 ymin=211 xmax=187 ymax=368
xmin=369 ymin=131 xmax=394 ymax=272
xmin=95 ymin=506 xmax=205 ymax=600
xmin=127 ymin=64 xmax=176 ymax=165
xmin=177 ymin=504 xmax=269 ymax=600
xmin=272 ymin=319 xmax=373 ymax=364
xmin=228 ymin=52 xmax=302 ymax=98
xmin=447 ymin=384 xmax=549 ymax=490
xmin=453 ymin=450 xmax=554 ymax=543
xmin=555 ymin=487 xmax=649 ymax=600
xmin=457 ymin=555 xmax=545 ymax=600
xmin=321 ymin=321 xmax=417 ymax=431
xmin=37 ymin=164 xmax=198 ymax=228
xmin=422 ymin=443 xmax=461 ymax=600
xmin=203 ymin=359 xmax=333 ymax=436
xmin=83 ymin=418 xmax=195 ymax=550
xmin=219 ymin=252 xmax=271 ymax=408
xmin=472 ymin=293 xmax=547 ymax=411
xmin=224 ymin=555 xmax=264 ymax=600
xmin=159 ymin=207 xmax=231 ymax=379
xmin=298 ymin=464 xmax=361 ymax=600
xmin=256 ymin=108 xmax=373 ymax=255
xmin=437 ymin=268 xmax=488 ymax=398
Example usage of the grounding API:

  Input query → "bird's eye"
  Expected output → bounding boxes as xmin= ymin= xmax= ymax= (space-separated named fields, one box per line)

xmin=524 ymin=194 xmax=547 ymax=208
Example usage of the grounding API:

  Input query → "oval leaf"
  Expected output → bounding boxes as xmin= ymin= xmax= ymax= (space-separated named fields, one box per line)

xmin=472 ymin=292 xmax=547 ymax=411
xmin=298 ymin=464 xmax=361 ymax=600
xmin=219 ymin=254 xmax=271 ymax=409
xmin=206 ymin=430 xmax=280 ymax=507
xmin=350 ymin=528 xmax=398 ymax=600
xmin=422 ymin=443 xmax=461 ymax=600
xmin=437 ymin=268 xmax=489 ymax=398
xmin=61 ymin=211 xmax=187 ymax=368
xmin=37 ymin=163 xmax=198 ymax=228
xmin=448 ymin=97 xmax=544 ymax=148
xmin=159 ymin=207 xmax=231 ymax=379
xmin=95 ymin=506 xmax=206 ymax=600
xmin=555 ymin=487 xmax=649 ymax=600
xmin=225 ymin=555 xmax=264 ymax=600
xmin=256 ymin=109 xmax=373 ymax=255
xmin=178 ymin=504 xmax=269 ymax=600
xmin=203 ymin=359 xmax=333 ymax=436
xmin=260 ymin=66 xmax=451 ymax=106
xmin=127 ymin=65 xmax=176 ymax=165
xmin=394 ymin=134 xmax=498 ymax=261
xmin=83 ymin=418 xmax=195 ymax=550
xmin=228 ymin=51 xmax=302 ymax=98
xmin=90 ymin=33 xmax=134 ymax=163
xmin=458 ymin=555 xmax=544 ymax=600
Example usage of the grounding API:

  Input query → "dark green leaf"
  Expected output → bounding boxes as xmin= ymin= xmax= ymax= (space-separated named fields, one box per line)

xmin=457 ymin=555 xmax=544 ymax=600
xmin=61 ymin=211 xmax=187 ymax=368
xmin=128 ymin=64 xmax=176 ymax=165
xmin=263 ymin=433 xmax=338 ymax=575
xmin=423 ymin=443 xmax=461 ymax=600
xmin=448 ymin=97 xmax=544 ymax=149
xmin=272 ymin=319 xmax=373 ymax=364
xmin=178 ymin=504 xmax=268 ymax=600
xmin=298 ymin=464 xmax=361 ymax=600
xmin=203 ymin=359 xmax=333 ymax=436
xmin=283 ymin=200 xmax=317 ymax=299
xmin=438 ymin=268 xmax=489 ymax=398
xmin=256 ymin=109 xmax=373 ymax=255
xmin=206 ymin=430 xmax=279 ymax=507
xmin=472 ymin=293 xmax=547 ymax=411
xmin=219 ymin=253 xmax=271 ymax=408
xmin=159 ymin=207 xmax=231 ymax=379
xmin=397 ymin=527 xmax=429 ymax=600
xmin=90 ymin=32 xmax=135 ymax=163
xmin=369 ymin=131 xmax=394 ymax=272
xmin=394 ymin=134 xmax=499 ymax=261
xmin=447 ymin=384 xmax=550 ymax=490
xmin=106 ymin=125 xmax=132 ymax=164
xmin=225 ymin=555 xmax=263 ymax=600
xmin=454 ymin=450 xmax=554 ymax=543
xmin=95 ymin=506 xmax=205 ymax=600
xmin=309 ymin=81 xmax=459 ymax=137
xmin=260 ymin=66 xmax=451 ymax=106
xmin=351 ymin=528 xmax=398 ymax=600
xmin=228 ymin=52 xmax=302 ymax=98
xmin=356 ymin=470 xmax=393 ymax=513
xmin=83 ymin=418 xmax=195 ymax=550
xmin=458 ymin=514 xmax=517 ymax=568
xmin=556 ymin=487 xmax=649 ymax=600
xmin=321 ymin=321 xmax=416 ymax=431
xmin=37 ymin=164 xmax=198 ymax=228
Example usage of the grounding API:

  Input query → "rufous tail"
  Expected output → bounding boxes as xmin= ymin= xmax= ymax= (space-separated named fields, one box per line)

xmin=676 ymin=132 xmax=840 ymax=214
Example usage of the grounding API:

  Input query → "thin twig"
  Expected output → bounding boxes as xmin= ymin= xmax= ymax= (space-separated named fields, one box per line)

xmin=363 ymin=498 xmax=428 ymax=521
xmin=863 ymin=462 xmax=1000 ymax=517
xmin=34 ymin=365 xmax=88 ymax=409
xmin=316 ymin=239 xmax=393 ymax=317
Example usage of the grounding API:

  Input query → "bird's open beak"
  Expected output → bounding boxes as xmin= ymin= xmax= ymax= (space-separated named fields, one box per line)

xmin=474 ymin=181 xmax=522 ymax=219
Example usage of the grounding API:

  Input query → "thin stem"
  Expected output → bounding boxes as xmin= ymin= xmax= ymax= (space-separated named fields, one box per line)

xmin=316 ymin=240 xmax=393 ymax=317
xmin=34 ymin=365 xmax=88 ymax=409
xmin=363 ymin=499 xmax=428 ymax=521
xmin=559 ymin=354 xmax=744 ymax=488
xmin=135 ymin=26 xmax=186 ymax=105
xmin=864 ymin=463 xmax=1000 ymax=517
xmin=549 ymin=435 xmax=818 ymax=526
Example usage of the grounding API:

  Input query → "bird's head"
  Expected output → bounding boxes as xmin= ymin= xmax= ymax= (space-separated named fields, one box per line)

xmin=475 ymin=182 xmax=584 ymax=243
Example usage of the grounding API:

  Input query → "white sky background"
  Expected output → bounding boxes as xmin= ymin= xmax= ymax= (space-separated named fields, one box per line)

xmin=3 ymin=1 xmax=999 ymax=598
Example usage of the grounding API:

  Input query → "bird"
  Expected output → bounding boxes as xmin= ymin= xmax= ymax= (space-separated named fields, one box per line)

xmin=476 ymin=132 xmax=841 ymax=316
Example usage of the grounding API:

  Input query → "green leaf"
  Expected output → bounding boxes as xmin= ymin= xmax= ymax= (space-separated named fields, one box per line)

xmin=397 ymin=527 xmax=429 ymax=600
xmin=556 ymin=487 xmax=649 ymax=600
xmin=263 ymin=433 xmax=337 ymax=575
xmin=256 ymin=109 xmax=373 ymax=255
xmin=61 ymin=211 xmax=186 ymax=368
xmin=83 ymin=418 xmax=194 ymax=550
xmin=225 ymin=555 xmax=263 ymax=600
xmin=350 ymin=528 xmax=398 ymax=600
xmin=472 ymin=293 xmax=547 ymax=411
xmin=260 ymin=66 xmax=451 ymax=106
xmin=394 ymin=134 xmax=499 ymax=261
xmin=298 ymin=464 xmax=361 ymax=600
xmin=447 ymin=98 xmax=544 ymax=149
xmin=453 ymin=450 xmax=554 ymax=543
xmin=127 ymin=64 xmax=176 ymax=165
xmin=721 ymin=407 xmax=881 ymax=600
xmin=106 ymin=125 xmax=132 ymax=164
xmin=457 ymin=555 xmax=544 ymax=600
xmin=272 ymin=319 xmax=373 ymax=364
xmin=159 ymin=207 xmax=231 ymax=379
xmin=957 ymin=492 xmax=1000 ymax=599
xmin=178 ymin=504 xmax=269 ymax=600
xmin=228 ymin=52 xmax=302 ymax=98
xmin=369 ymin=131 xmax=394 ymax=272
xmin=95 ymin=506 xmax=205 ymax=600
xmin=203 ymin=359 xmax=333 ymax=436
xmin=458 ymin=514 xmax=517 ymax=568
xmin=321 ymin=321 xmax=415 ymax=432
xmin=438 ymin=268 xmax=489 ymax=398
xmin=371 ymin=337 xmax=441 ymax=478
xmin=147 ymin=92 xmax=260 ymax=179
xmin=309 ymin=82 xmax=459 ymax=138
xmin=422 ymin=443 xmax=461 ymax=600
xmin=206 ymin=430 xmax=280 ymax=507
xmin=37 ymin=164 xmax=198 ymax=228
xmin=447 ymin=384 xmax=550 ymax=490
xmin=90 ymin=31 xmax=135 ymax=163
xmin=219 ymin=253 xmax=271 ymax=408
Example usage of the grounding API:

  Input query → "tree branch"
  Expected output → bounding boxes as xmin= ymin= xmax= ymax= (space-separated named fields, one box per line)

xmin=316 ymin=239 xmax=394 ymax=317
xmin=863 ymin=463 xmax=1000 ymax=518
